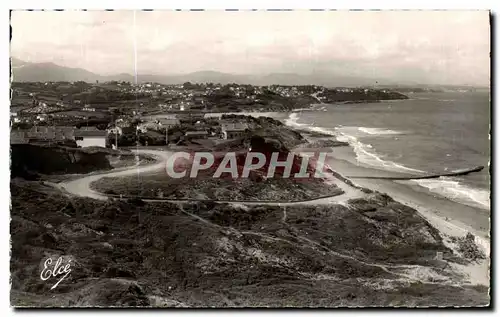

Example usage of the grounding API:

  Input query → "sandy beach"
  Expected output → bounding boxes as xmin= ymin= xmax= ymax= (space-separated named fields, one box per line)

xmin=323 ymin=144 xmax=490 ymax=286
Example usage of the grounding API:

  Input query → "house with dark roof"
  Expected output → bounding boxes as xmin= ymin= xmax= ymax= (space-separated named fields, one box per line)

xmin=221 ymin=123 xmax=248 ymax=139
xmin=185 ymin=130 xmax=208 ymax=140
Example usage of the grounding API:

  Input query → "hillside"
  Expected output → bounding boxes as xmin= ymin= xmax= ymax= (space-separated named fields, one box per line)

xmin=10 ymin=180 xmax=489 ymax=307
xmin=11 ymin=58 xmax=101 ymax=83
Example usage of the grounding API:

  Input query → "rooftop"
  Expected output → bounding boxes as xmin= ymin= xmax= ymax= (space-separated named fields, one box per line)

xmin=74 ymin=129 xmax=107 ymax=137
xmin=221 ymin=123 xmax=248 ymax=132
xmin=158 ymin=118 xmax=180 ymax=125
xmin=185 ymin=130 xmax=208 ymax=135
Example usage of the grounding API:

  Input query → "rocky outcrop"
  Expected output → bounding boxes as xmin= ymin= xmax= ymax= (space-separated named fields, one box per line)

xmin=10 ymin=144 xmax=112 ymax=179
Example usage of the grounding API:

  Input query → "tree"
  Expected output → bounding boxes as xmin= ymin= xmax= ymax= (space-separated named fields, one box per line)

xmin=183 ymin=82 xmax=194 ymax=90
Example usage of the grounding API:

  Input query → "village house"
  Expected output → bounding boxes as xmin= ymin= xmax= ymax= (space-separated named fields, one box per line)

xmin=185 ymin=130 xmax=209 ymax=140
xmin=115 ymin=119 xmax=132 ymax=128
xmin=221 ymin=122 xmax=248 ymax=139
xmin=82 ymin=105 xmax=96 ymax=112
xmin=10 ymin=126 xmax=76 ymax=144
xmin=157 ymin=118 xmax=180 ymax=129
xmin=204 ymin=113 xmax=222 ymax=120
xmin=54 ymin=126 xmax=76 ymax=140
xmin=36 ymin=114 xmax=48 ymax=122
xmin=74 ymin=128 xmax=107 ymax=148
xmin=137 ymin=121 xmax=161 ymax=133
xmin=10 ymin=112 xmax=21 ymax=124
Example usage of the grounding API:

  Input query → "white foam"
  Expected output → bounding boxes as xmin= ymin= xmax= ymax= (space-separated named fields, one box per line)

xmin=292 ymin=107 xmax=313 ymax=112
xmin=285 ymin=118 xmax=422 ymax=174
xmin=284 ymin=113 xmax=305 ymax=128
xmin=358 ymin=127 xmax=403 ymax=135
xmin=412 ymin=177 xmax=490 ymax=210
xmin=335 ymin=127 xmax=424 ymax=174
xmin=285 ymin=113 xmax=337 ymax=136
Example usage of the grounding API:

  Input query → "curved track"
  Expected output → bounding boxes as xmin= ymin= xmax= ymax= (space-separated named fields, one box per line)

xmin=58 ymin=149 xmax=367 ymax=205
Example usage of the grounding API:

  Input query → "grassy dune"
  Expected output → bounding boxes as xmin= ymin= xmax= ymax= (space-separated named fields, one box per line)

xmin=10 ymin=180 xmax=489 ymax=307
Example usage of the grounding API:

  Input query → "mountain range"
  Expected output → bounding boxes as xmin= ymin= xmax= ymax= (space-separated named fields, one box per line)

xmin=10 ymin=57 xmax=390 ymax=87
xmin=11 ymin=58 xmax=487 ymax=90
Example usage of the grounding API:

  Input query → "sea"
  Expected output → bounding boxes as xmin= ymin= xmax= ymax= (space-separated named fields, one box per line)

xmin=284 ymin=91 xmax=491 ymax=211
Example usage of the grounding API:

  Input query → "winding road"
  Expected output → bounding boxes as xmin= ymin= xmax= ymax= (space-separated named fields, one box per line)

xmin=57 ymin=148 xmax=485 ymax=208
xmin=57 ymin=149 xmax=367 ymax=205
xmin=59 ymin=149 xmax=173 ymax=201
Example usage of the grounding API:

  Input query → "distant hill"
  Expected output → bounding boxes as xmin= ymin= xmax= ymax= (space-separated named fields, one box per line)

xmin=11 ymin=58 xmax=101 ymax=83
xmin=11 ymin=57 xmax=388 ymax=87
xmin=13 ymin=57 xmax=485 ymax=89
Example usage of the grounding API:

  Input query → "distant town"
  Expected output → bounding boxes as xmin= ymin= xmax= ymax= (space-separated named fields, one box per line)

xmin=10 ymin=80 xmax=413 ymax=149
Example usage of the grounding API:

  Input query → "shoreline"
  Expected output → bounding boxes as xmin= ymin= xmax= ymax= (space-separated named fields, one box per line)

xmin=327 ymin=149 xmax=490 ymax=247
xmin=282 ymin=113 xmax=490 ymax=286
xmin=279 ymin=110 xmax=490 ymax=238
xmin=325 ymin=146 xmax=490 ymax=240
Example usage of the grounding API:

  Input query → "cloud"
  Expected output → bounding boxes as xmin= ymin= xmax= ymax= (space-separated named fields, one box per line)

xmin=10 ymin=10 xmax=490 ymax=85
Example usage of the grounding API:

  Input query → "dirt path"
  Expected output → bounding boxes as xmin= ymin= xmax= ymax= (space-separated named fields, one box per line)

xmin=58 ymin=149 xmax=173 ymax=201
xmin=58 ymin=149 xmax=369 ymax=205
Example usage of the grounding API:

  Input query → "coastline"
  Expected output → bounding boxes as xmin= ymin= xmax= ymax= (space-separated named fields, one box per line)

xmin=279 ymin=111 xmax=490 ymax=287
xmin=326 ymin=146 xmax=490 ymax=240
xmin=195 ymin=109 xmax=490 ymax=249
xmin=275 ymin=109 xmax=490 ymax=238
xmin=326 ymin=150 xmax=490 ymax=287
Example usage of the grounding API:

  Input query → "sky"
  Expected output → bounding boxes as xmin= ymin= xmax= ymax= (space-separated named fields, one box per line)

xmin=10 ymin=10 xmax=490 ymax=86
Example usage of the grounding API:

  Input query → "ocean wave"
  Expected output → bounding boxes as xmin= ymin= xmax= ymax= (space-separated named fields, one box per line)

xmin=285 ymin=113 xmax=337 ymax=136
xmin=285 ymin=113 xmax=306 ymax=127
xmin=411 ymin=177 xmax=490 ymax=210
xmin=335 ymin=131 xmax=424 ymax=173
xmin=285 ymin=114 xmax=421 ymax=174
xmin=284 ymin=113 xmax=490 ymax=211
xmin=333 ymin=126 xmax=423 ymax=174
xmin=292 ymin=107 xmax=314 ymax=112
xmin=358 ymin=127 xmax=403 ymax=135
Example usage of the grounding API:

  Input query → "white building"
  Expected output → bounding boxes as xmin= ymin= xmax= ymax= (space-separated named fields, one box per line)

xmin=36 ymin=114 xmax=48 ymax=121
xmin=74 ymin=129 xmax=107 ymax=148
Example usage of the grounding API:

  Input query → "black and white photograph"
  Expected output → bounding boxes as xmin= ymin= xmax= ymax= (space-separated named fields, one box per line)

xmin=8 ymin=9 xmax=491 ymax=308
